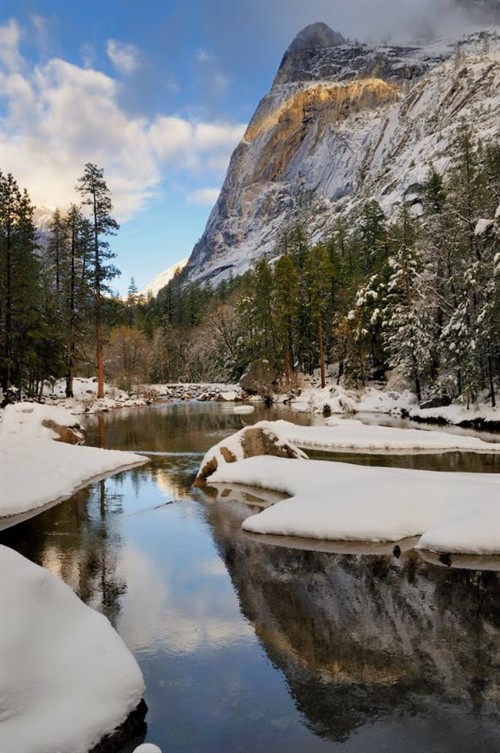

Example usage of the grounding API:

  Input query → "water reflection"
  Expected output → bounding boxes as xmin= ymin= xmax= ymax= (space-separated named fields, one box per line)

xmin=201 ymin=491 xmax=500 ymax=749
xmin=309 ymin=449 xmax=500 ymax=473
xmin=1 ymin=476 xmax=129 ymax=628
xmin=84 ymin=401 xmax=313 ymax=454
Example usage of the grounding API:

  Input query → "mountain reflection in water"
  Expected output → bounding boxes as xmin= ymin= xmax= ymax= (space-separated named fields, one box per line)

xmin=200 ymin=489 xmax=500 ymax=747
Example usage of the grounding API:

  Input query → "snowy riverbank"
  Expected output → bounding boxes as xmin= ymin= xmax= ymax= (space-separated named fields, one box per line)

xmin=287 ymin=382 xmax=499 ymax=429
xmin=11 ymin=377 xmax=498 ymax=431
xmin=34 ymin=377 xmax=245 ymax=414
xmin=0 ymin=402 xmax=147 ymax=523
xmin=0 ymin=545 xmax=145 ymax=753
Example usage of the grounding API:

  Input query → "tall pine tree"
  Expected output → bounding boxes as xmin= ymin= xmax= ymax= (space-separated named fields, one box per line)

xmin=76 ymin=163 xmax=119 ymax=398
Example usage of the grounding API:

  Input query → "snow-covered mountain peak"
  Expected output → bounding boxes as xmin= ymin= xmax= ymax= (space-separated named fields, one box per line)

xmin=273 ymin=23 xmax=346 ymax=87
xmin=184 ymin=25 xmax=499 ymax=287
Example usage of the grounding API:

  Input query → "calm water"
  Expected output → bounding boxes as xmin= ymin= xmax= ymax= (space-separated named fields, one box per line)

xmin=2 ymin=402 xmax=499 ymax=753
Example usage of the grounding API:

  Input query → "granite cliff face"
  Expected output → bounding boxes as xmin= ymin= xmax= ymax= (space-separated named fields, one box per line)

xmin=184 ymin=23 xmax=499 ymax=286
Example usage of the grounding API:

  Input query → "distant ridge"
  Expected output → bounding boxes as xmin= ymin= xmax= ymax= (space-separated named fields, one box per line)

xmin=141 ymin=257 xmax=188 ymax=298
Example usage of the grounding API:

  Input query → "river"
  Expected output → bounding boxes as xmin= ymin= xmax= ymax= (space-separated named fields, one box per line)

xmin=1 ymin=402 xmax=499 ymax=753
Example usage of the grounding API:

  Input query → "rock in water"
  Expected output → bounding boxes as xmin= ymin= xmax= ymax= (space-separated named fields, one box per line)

xmin=196 ymin=422 xmax=307 ymax=482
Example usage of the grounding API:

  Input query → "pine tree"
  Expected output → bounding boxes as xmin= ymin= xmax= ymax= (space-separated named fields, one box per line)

xmin=126 ymin=277 xmax=139 ymax=327
xmin=355 ymin=200 xmax=388 ymax=276
xmin=254 ymin=259 xmax=278 ymax=364
xmin=46 ymin=208 xmax=66 ymax=296
xmin=0 ymin=172 xmax=41 ymax=392
xmin=306 ymin=244 xmax=335 ymax=387
xmin=383 ymin=205 xmax=430 ymax=402
xmin=76 ymin=163 xmax=119 ymax=398
xmin=63 ymin=205 xmax=93 ymax=397
xmin=437 ymin=125 xmax=494 ymax=403
xmin=273 ymin=255 xmax=299 ymax=383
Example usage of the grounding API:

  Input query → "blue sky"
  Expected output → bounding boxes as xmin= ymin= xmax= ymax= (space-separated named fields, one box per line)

xmin=0 ymin=0 xmax=480 ymax=294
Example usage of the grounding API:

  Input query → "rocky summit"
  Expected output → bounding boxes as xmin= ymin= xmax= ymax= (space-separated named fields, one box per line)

xmin=183 ymin=23 xmax=499 ymax=287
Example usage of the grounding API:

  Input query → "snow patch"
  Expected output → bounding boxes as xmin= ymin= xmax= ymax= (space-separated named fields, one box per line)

xmin=291 ymin=384 xmax=416 ymax=416
xmin=209 ymin=456 xmax=500 ymax=555
xmin=0 ymin=545 xmax=144 ymax=753
xmin=268 ymin=418 xmax=499 ymax=452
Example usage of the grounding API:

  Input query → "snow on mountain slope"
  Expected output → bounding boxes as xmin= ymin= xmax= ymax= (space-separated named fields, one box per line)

xmin=140 ymin=257 xmax=188 ymax=298
xmin=184 ymin=24 xmax=499 ymax=286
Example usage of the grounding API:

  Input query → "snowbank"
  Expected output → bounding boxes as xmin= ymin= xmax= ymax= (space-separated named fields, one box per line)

xmin=290 ymin=382 xmax=499 ymax=428
xmin=291 ymin=385 xmax=416 ymax=416
xmin=40 ymin=378 xmax=246 ymax=412
xmin=198 ymin=419 xmax=499 ymax=459
xmin=209 ymin=456 xmax=500 ymax=555
xmin=1 ymin=403 xmax=147 ymax=521
xmin=0 ymin=545 xmax=144 ymax=753
xmin=408 ymin=403 xmax=499 ymax=427
xmin=270 ymin=418 xmax=500 ymax=453
xmin=42 ymin=377 xmax=151 ymax=414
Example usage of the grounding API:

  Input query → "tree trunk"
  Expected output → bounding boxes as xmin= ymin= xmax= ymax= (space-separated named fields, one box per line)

xmin=318 ymin=317 xmax=326 ymax=388
xmin=97 ymin=315 xmax=104 ymax=398
xmin=3 ymin=226 xmax=12 ymax=391
xmin=488 ymin=343 xmax=496 ymax=408
xmin=66 ymin=226 xmax=76 ymax=398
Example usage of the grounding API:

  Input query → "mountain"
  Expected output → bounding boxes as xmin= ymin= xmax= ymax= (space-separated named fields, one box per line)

xmin=184 ymin=23 xmax=499 ymax=286
xmin=140 ymin=257 xmax=188 ymax=298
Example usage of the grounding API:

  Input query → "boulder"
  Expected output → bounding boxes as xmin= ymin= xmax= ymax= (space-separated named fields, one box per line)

xmin=240 ymin=359 xmax=279 ymax=400
xmin=196 ymin=422 xmax=307 ymax=483
xmin=215 ymin=391 xmax=241 ymax=402
xmin=41 ymin=419 xmax=85 ymax=444
xmin=420 ymin=395 xmax=452 ymax=410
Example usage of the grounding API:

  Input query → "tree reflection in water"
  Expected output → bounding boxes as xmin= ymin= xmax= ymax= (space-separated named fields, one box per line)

xmin=0 ymin=474 xmax=133 ymax=629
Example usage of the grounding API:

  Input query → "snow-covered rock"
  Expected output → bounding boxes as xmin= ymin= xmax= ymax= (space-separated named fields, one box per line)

xmin=0 ymin=545 xmax=145 ymax=753
xmin=196 ymin=422 xmax=307 ymax=482
xmin=1 ymin=402 xmax=84 ymax=441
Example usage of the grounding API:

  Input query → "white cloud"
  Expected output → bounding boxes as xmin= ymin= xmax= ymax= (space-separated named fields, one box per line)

xmin=80 ymin=43 xmax=96 ymax=69
xmin=149 ymin=117 xmax=245 ymax=174
xmin=0 ymin=21 xmax=246 ymax=221
xmin=211 ymin=71 xmax=231 ymax=94
xmin=0 ymin=19 xmax=24 ymax=71
xmin=196 ymin=48 xmax=214 ymax=63
xmin=106 ymin=38 xmax=140 ymax=75
xmin=30 ymin=14 xmax=49 ymax=44
xmin=187 ymin=187 xmax=221 ymax=206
